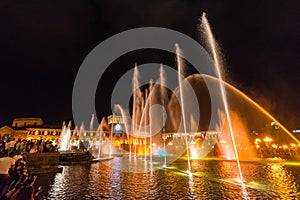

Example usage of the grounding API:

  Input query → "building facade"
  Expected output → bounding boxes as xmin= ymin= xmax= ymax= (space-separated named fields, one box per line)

xmin=0 ymin=118 xmax=62 ymax=142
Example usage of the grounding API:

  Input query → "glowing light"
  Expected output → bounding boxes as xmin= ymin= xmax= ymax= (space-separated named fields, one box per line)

xmin=272 ymin=144 xmax=278 ymax=149
xmin=291 ymin=143 xmax=296 ymax=147
xmin=220 ymin=79 xmax=300 ymax=144
xmin=283 ymin=145 xmax=288 ymax=149
xmin=271 ymin=121 xmax=276 ymax=126
xmin=114 ymin=124 xmax=122 ymax=132
xmin=264 ymin=137 xmax=273 ymax=142
xmin=168 ymin=142 xmax=173 ymax=146
xmin=219 ymin=139 xmax=226 ymax=144
xmin=256 ymin=145 xmax=260 ymax=148
xmin=285 ymin=162 xmax=300 ymax=166
xmin=235 ymin=178 xmax=243 ymax=184
xmin=255 ymin=138 xmax=261 ymax=143
xmin=271 ymin=164 xmax=281 ymax=171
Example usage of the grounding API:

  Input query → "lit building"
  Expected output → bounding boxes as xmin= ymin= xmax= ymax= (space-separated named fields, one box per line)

xmin=107 ymin=115 xmax=124 ymax=137
xmin=0 ymin=116 xmax=127 ymax=146
xmin=12 ymin=118 xmax=43 ymax=128
xmin=0 ymin=126 xmax=15 ymax=139
xmin=26 ymin=127 xmax=62 ymax=142
xmin=0 ymin=118 xmax=62 ymax=142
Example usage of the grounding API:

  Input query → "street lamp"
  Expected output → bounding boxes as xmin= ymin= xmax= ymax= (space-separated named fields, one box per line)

xmin=255 ymin=138 xmax=261 ymax=145
xmin=264 ymin=137 xmax=273 ymax=147
xmin=264 ymin=137 xmax=272 ymax=142
xmin=271 ymin=121 xmax=280 ymax=143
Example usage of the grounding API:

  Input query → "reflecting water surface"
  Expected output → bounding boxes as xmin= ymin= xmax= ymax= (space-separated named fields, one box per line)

xmin=37 ymin=158 xmax=300 ymax=199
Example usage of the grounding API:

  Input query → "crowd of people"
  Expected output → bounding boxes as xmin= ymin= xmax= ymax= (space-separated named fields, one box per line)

xmin=0 ymin=137 xmax=47 ymax=200
xmin=0 ymin=138 xmax=58 ymax=157
xmin=256 ymin=146 xmax=300 ymax=159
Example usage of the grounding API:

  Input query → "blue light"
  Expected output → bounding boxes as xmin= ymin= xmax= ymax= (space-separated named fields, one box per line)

xmin=114 ymin=124 xmax=122 ymax=132
xmin=159 ymin=149 xmax=166 ymax=157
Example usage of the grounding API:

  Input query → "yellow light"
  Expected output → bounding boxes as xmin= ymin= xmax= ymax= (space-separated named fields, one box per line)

xmin=272 ymin=144 xmax=278 ymax=149
xmin=271 ymin=164 xmax=281 ymax=171
xmin=220 ymin=139 xmax=226 ymax=144
xmin=264 ymin=137 xmax=272 ymax=142
xmin=221 ymin=79 xmax=300 ymax=144
xmin=256 ymin=145 xmax=260 ymax=148
xmin=291 ymin=144 xmax=296 ymax=147
xmin=283 ymin=145 xmax=288 ymax=149
xmin=285 ymin=162 xmax=300 ymax=166
xmin=255 ymin=138 xmax=261 ymax=142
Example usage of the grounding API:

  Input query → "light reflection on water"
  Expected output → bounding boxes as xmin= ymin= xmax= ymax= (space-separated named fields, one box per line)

xmin=39 ymin=158 xmax=300 ymax=199
xmin=266 ymin=163 xmax=298 ymax=199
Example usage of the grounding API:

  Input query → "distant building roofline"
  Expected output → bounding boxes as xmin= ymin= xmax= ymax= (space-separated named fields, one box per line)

xmin=12 ymin=117 xmax=43 ymax=121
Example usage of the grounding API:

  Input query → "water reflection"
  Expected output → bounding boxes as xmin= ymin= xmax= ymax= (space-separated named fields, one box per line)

xmin=266 ymin=163 xmax=298 ymax=199
xmin=38 ymin=160 xmax=300 ymax=199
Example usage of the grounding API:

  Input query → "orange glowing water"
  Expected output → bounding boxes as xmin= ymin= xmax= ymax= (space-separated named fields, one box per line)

xmin=201 ymin=13 xmax=244 ymax=183
xmin=202 ymin=74 xmax=300 ymax=145
xmin=218 ymin=111 xmax=257 ymax=160
xmin=224 ymin=79 xmax=300 ymax=144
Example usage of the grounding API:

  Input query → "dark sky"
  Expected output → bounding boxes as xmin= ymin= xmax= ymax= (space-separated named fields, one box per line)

xmin=0 ymin=0 xmax=299 ymax=129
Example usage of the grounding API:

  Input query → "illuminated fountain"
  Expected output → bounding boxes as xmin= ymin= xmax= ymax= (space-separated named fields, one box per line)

xmin=199 ymin=13 xmax=244 ymax=183
xmin=198 ymin=74 xmax=300 ymax=159
xmin=103 ymin=12 xmax=300 ymax=180
xmin=56 ymin=11 xmax=300 ymax=173
xmin=59 ymin=121 xmax=72 ymax=151
xmin=51 ymin=12 xmax=300 ymax=199
xmin=115 ymin=66 xmax=167 ymax=160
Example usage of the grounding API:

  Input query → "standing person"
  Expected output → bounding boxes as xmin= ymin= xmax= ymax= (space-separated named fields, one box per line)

xmin=19 ymin=140 xmax=26 ymax=153
xmin=4 ymin=139 xmax=10 ymax=155
xmin=11 ymin=176 xmax=42 ymax=200
xmin=0 ymin=153 xmax=15 ymax=195
xmin=8 ymin=138 xmax=16 ymax=155
xmin=37 ymin=140 xmax=43 ymax=153
xmin=0 ymin=139 xmax=5 ymax=157
xmin=15 ymin=139 xmax=21 ymax=153
xmin=14 ymin=186 xmax=35 ymax=200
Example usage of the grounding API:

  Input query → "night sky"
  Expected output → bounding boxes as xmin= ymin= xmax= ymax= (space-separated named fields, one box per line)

xmin=0 ymin=1 xmax=299 ymax=129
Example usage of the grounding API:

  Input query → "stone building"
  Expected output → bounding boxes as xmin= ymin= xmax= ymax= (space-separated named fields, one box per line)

xmin=0 ymin=118 xmax=62 ymax=142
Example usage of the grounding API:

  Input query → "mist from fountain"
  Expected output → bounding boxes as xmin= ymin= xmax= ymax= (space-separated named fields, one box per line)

xmin=96 ymin=122 xmax=102 ymax=159
xmin=90 ymin=113 xmax=95 ymax=131
xmin=160 ymin=64 xmax=168 ymax=167
xmin=79 ymin=122 xmax=85 ymax=140
xmin=200 ymin=13 xmax=244 ymax=184
xmin=59 ymin=121 xmax=72 ymax=151
xmin=176 ymin=43 xmax=191 ymax=171
xmin=142 ymin=92 xmax=147 ymax=160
